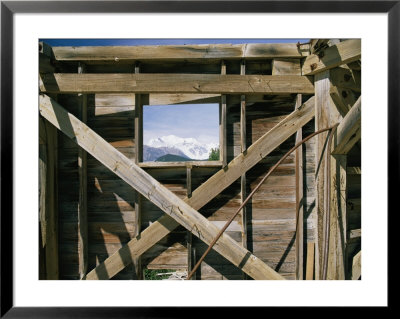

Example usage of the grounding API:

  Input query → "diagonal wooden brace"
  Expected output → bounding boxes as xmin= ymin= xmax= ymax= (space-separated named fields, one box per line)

xmin=40 ymin=94 xmax=285 ymax=280
xmin=82 ymin=95 xmax=316 ymax=280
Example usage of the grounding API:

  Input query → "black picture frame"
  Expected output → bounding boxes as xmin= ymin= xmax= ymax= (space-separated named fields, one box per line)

xmin=1 ymin=1 xmax=396 ymax=317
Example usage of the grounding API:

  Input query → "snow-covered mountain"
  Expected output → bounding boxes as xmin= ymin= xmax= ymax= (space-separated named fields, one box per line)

xmin=145 ymin=135 xmax=218 ymax=160
xmin=143 ymin=145 xmax=189 ymax=162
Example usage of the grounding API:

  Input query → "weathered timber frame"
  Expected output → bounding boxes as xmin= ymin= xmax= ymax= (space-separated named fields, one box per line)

xmin=38 ymin=39 xmax=361 ymax=281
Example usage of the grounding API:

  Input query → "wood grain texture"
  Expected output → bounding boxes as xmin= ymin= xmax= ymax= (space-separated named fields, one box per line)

xmin=332 ymin=96 xmax=361 ymax=154
xmin=39 ymin=118 xmax=59 ymax=279
xmin=83 ymin=96 xmax=315 ymax=280
xmin=272 ymin=59 xmax=301 ymax=75
xmin=40 ymin=94 xmax=284 ymax=281
xmin=39 ymin=73 xmax=315 ymax=94
xmin=303 ymin=39 xmax=361 ymax=75
xmin=52 ymin=43 xmax=309 ymax=62
xmin=295 ymin=94 xmax=304 ymax=280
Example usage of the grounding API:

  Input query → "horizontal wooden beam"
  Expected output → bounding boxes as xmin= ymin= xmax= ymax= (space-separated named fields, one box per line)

xmin=40 ymin=94 xmax=284 ymax=281
xmin=39 ymin=73 xmax=315 ymax=94
xmin=51 ymin=43 xmax=309 ymax=62
xmin=332 ymin=96 xmax=361 ymax=154
xmin=150 ymin=93 xmax=220 ymax=105
xmin=139 ymin=161 xmax=222 ymax=168
xmin=85 ymin=95 xmax=315 ymax=280
xmin=302 ymin=39 xmax=361 ymax=75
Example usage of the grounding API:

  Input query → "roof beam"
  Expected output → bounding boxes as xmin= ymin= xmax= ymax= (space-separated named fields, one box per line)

xmin=39 ymin=94 xmax=284 ymax=280
xmin=85 ymin=95 xmax=315 ymax=280
xmin=39 ymin=73 xmax=314 ymax=95
xmin=302 ymin=39 xmax=361 ymax=75
xmin=51 ymin=43 xmax=309 ymax=62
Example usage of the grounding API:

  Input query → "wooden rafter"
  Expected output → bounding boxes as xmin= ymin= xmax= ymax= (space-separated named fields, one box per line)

xmin=84 ymin=96 xmax=316 ymax=280
xmin=39 ymin=73 xmax=314 ymax=94
xmin=39 ymin=94 xmax=284 ymax=280
xmin=51 ymin=43 xmax=309 ymax=62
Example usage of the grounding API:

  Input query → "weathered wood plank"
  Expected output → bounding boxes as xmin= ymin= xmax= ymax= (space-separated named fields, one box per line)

xmin=138 ymin=161 xmax=222 ymax=168
xmin=39 ymin=73 xmax=315 ymax=94
xmin=77 ymin=63 xmax=88 ymax=279
xmin=40 ymin=94 xmax=284 ymax=281
xmin=315 ymin=70 xmax=346 ymax=280
xmin=84 ymin=95 xmax=315 ymax=280
xmin=332 ymin=96 xmax=361 ymax=154
xmin=150 ymin=93 xmax=220 ymax=105
xmin=330 ymin=86 xmax=358 ymax=116
xmin=186 ymin=166 xmax=196 ymax=279
xmin=52 ymin=43 xmax=308 ymax=62
xmin=240 ymin=61 xmax=247 ymax=279
xmin=39 ymin=117 xmax=59 ymax=279
xmin=303 ymin=39 xmax=361 ymax=75
xmin=314 ymin=71 xmax=330 ymax=279
xmin=220 ymin=61 xmax=227 ymax=167
xmin=295 ymin=94 xmax=304 ymax=280
xmin=305 ymin=242 xmax=314 ymax=280
xmin=272 ymin=59 xmax=301 ymax=75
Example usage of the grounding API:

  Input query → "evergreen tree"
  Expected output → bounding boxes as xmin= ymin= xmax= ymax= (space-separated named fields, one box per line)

xmin=208 ymin=147 xmax=220 ymax=161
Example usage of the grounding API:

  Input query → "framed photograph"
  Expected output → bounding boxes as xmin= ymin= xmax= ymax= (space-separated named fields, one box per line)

xmin=1 ymin=0 xmax=396 ymax=316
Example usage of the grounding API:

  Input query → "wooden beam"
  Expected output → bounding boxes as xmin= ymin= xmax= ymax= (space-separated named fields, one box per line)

xmin=220 ymin=61 xmax=227 ymax=167
xmin=51 ymin=43 xmax=309 ymax=62
xmin=186 ymin=166 xmax=196 ymax=279
xmin=302 ymin=39 xmax=361 ymax=75
xmin=85 ymin=95 xmax=316 ymax=280
xmin=305 ymin=242 xmax=315 ymax=280
xmin=295 ymin=94 xmax=304 ymax=280
xmin=139 ymin=161 xmax=222 ymax=169
xmin=315 ymin=70 xmax=346 ymax=280
xmin=77 ymin=63 xmax=88 ymax=280
xmin=272 ymin=59 xmax=301 ymax=75
xmin=330 ymin=86 xmax=358 ymax=117
xmin=133 ymin=63 xmax=143 ymax=279
xmin=39 ymin=73 xmax=315 ymax=94
xmin=150 ymin=93 xmax=220 ymax=105
xmin=351 ymin=250 xmax=361 ymax=280
xmin=39 ymin=117 xmax=59 ymax=279
xmin=39 ymin=94 xmax=284 ymax=281
xmin=332 ymin=96 xmax=361 ymax=154
xmin=240 ymin=60 xmax=248 ymax=280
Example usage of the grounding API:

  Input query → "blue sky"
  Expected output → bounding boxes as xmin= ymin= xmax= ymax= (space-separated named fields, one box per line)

xmin=42 ymin=39 xmax=307 ymax=146
xmin=143 ymin=103 xmax=219 ymax=145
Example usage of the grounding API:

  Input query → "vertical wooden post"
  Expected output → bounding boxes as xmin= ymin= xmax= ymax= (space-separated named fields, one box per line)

xmin=220 ymin=60 xmax=227 ymax=167
xmin=240 ymin=60 xmax=248 ymax=279
xmin=39 ymin=116 xmax=59 ymax=279
xmin=295 ymin=94 xmax=304 ymax=280
xmin=133 ymin=62 xmax=146 ymax=279
xmin=186 ymin=165 xmax=196 ymax=279
xmin=77 ymin=62 xmax=88 ymax=279
xmin=305 ymin=242 xmax=315 ymax=280
xmin=315 ymin=70 xmax=346 ymax=280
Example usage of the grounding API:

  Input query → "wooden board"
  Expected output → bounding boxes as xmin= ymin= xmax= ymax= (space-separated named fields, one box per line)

xmin=51 ymin=43 xmax=309 ymax=62
xmin=39 ymin=73 xmax=315 ymax=94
